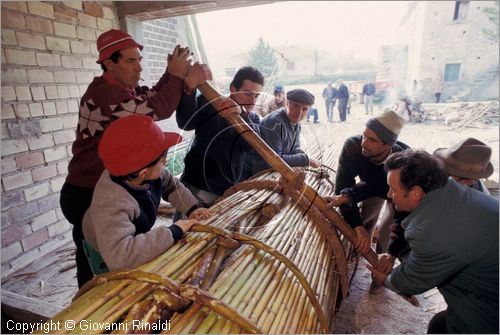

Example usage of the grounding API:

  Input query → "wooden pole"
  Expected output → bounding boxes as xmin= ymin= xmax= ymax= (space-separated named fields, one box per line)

xmin=197 ymin=82 xmax=378 ymax=266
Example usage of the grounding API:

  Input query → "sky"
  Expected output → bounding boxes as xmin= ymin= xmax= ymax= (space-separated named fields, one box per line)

xmin=196 ymin=1 xmax=412 ymax=75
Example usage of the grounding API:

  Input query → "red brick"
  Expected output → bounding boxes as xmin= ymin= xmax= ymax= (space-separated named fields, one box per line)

xmin=54 ymin=5 xmax=78 ymax=25
xmin=26 ymin=16 xmax=54 ymax=34
xmin=15 ymin=152 xmax=44 ymax=169
xmin=1 ymin=224 xmax=31 ymax=247
xmin=1 ymin=9 xmax=26 ymax=30
xmin=1 ymin=2 xmax=28 ymax=13
xmin=21 ymin=228 xmax=49 ymax=251
xmin=83 ymin=2 xmax=103 ymax=17
xmin=32 ymin=165 xmax=58 ymax=182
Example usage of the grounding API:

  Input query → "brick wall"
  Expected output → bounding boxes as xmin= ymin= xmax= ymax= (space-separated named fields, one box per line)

xmin=1 ymin=1 xmax=119 ymax=276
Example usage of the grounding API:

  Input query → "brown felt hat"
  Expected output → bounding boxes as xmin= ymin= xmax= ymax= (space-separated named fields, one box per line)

xmin=433 ymin=138 xmax=494 ymax=179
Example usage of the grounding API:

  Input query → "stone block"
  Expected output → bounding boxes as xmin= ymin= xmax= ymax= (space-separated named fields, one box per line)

xmin=36 ymin=53 xmax=61 ymax=67
xmin=16 ymin=32 xmax=45 ymax=50
xmin=56 ymin=160 xmax=69 ymax=175
xmin=76 ymin=71 xmax=94 ymax=84
xmin=39 ymin=117 xmax=63 ymax=132
xmin=24 ymin=182 xmax=51 ymax=202
xmin=62 ymin=114 xmax=78 ymax=129
xmin=28 ymin=69 xmax=55 ymax=84
xmin=1 ymin=139 xmax=29 ymax=156
xmin=70 ymin=40 xmax=90 ymax=54
xmin=97 ymin=17 xmax=112 ymax=31
xmin=54 ymin=70 xmax=76 ymax=83
xmin=31 ymin=210 xmax=58 ymax=231
xmin=67 ymin=100 xmax=79 ymax=113
xmin=10 ymin=202 xmax=39 ymax=222
xmin=1 ymin=124 xmax=9 ymax=140
xmin=82 ymin=57 xmax=100 ymax=70
xmin=78 ymin=12 xmax=97 ymax=28
xmin=1 ymin=2 xmax=28 ymax=13
xmin=43 ymin=146 xmax=67 ymax=162
xmin=2 ymin=103 xmax=15 ymax=119
xmin=7 ymin=119 xmax=42 ymax=139
xmin=29 ymin=103 xmax=44 ymax=117
xmin=13 ymin=104 xmax=30 ymax=118
xmin=15 ymin=152 xmax=44 ymax=169
xmin=27 ymin=134 xmax=54 ymax=150
xmin=21 ymin=228 xmax=49 ymax=251
xmin=1 ymin=157 xmax=17 ymax=174
xmin=54 ymin=4 xmax=78 ymax=25
xmin=69 ymin=85 xmax=80 ymax=98
xmin=53 ymin=129 xmax=75 ymax=144
xmin=37 ymin=193 xmax=59 ymax=212
xmin=31 ymin=87 xmax=46 ymax=101
xmin=1 ymin=242 xmax=23 ymax=263
xmin=28 ymin=1 xmax=54 ymax=18
xmin=2 ymin=30 xmax=17 ymax=46
xmin=77 ymin=26 xmax=96 ymax=41
xmin=1 ymin=191 xmax=24 ymax=211
xmin=61 ymin=55 xmax=82 ymax=69
xmin=46 ymin=36 xmax=70 ymax=52
xmin=2 ymin=224 xmax=31 ymax=248
xmin=9 ymin=247 xmax=41 ymax=273
xmin=2 ymin=171 xmax=33 ymax=191
xmin=64 ymin=1 xmax=82 ymax=11
xmin=1 ymin=9 xmax=26 ymax=30
xmin=32 ymin=165 xmax=58 ymax=182
xmin=14 ymin=86 xmax=32 ymax=101
xmin=5 ymin=49 xmax=37 ymax=65
xmin=54 ymin=21 xmax=76 ymax=38
xmin=44 ymin=86 xmax=58 ymax=99
xmin=48 ymin=220 xmax=70 ymax=237
xmin=56 ymin=101 xmax=69 ymax=114
xmin=57 ymin=86 xmax=70 ymax=99
xmin=2 ymin=68 xmax=28 ymax=83
xmin=102 ymin=6 xmax=115 ymax=20
xmin=50 ymin=176 xmax=65 ymax=192
xmin=26 ymin=16 xmax=54 ymax=34
xmin=42 ymin=102 xmax=56 ymax=116
xmin=2 ymin=86 xmax=16 ymax=101
xmin=83 ymin=2 xmax=103 ymax=17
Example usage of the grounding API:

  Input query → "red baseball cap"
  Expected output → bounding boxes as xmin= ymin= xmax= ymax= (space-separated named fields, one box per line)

xmin=98 ymin=115 xmax=182 ymax=176
xmin=96 ymin=29 xmax=143 ymax=64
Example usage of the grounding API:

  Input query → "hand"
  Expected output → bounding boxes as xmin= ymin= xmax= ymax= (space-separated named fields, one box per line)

xmin=376 ymin=253 xmax=396 ymax=274
xmin=175 ymin=219 xmax=197 ymax=233
xmin=167 ymin=45 xmax=191 ymax=79
xmin=366 ymin=262 xmax=387 ymax=286
xmin=188 ymin=208 xmax=212 ymax=220
xmin=309 ymin=158 xmax=321 ymax=168
xmin=214 ymin=97 xmax=241 ymax=119
xmin=185 ymin=62 xmax=212 ymax=90
xmin=324 ymin=194 xmax=350 ymax=208
xmin=354 ymin=226 xmax=371 ymax=255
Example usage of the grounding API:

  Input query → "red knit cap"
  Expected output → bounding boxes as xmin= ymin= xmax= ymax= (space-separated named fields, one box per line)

xmin=98 ymin=115 xmax=182 ymax=176
xmin=96 ymin=29 xmax=143 ymax=64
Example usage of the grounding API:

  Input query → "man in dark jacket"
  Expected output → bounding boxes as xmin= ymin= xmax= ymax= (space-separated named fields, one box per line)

xmin=326 ymin=111 xmax=408 ymax=256
xmin=336 ymin=79 xmax=349 ymax=122
xmin=322 ymin=82 xmax=337 ymax=122
xmin=176 ymin=66 xmax=264 ymax=206
xmin=362 ymin=80 xmax=376 ymax=115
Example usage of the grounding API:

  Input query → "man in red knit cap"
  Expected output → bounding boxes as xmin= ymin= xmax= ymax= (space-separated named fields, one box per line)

xmin=60 ymin=29 xmax=212 ymax=287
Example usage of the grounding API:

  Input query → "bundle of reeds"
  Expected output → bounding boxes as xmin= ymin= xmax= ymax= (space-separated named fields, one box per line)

xmin=45 ymin=168 xmax=353 ymax=334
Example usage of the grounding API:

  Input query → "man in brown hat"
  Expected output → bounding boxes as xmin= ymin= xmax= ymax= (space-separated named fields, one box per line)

xmin=326 ymin=111 xmax=409 ymax=263
xmin=60 ymin=29 xmax=212 ymax=287
xmin=434 ymin=137 xmax=494 ymax=193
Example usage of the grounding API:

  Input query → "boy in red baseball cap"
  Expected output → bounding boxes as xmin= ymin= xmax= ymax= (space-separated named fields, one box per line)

xmin=82 ymin=115 xmax=212 ymax=273
xmin=60 ymin=28 xmax=212 ymax=286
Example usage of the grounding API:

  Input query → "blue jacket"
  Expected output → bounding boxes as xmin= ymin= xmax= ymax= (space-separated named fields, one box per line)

xmin=362 ymin=83 xmax=376 ymax=96
xmin=176 ymin=92 xmax=260 ymax=195
xmin=388 ymin=178 xmax=499 ymax=334
xmin=337 ymin=84 xmax=349 ymax=100
xmin=247 ymin=108 xmax=309 ymax=175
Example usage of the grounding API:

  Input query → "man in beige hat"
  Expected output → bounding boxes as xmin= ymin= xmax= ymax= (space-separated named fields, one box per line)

xmin=434 ymin=137 xmax=494 ymax=194
xmin=326 ymin=111 xmax=408 ymax=268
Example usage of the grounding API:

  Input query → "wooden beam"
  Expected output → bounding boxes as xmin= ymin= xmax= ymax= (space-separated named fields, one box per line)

xmin=1 ymin=290 xmax=63 ymax=324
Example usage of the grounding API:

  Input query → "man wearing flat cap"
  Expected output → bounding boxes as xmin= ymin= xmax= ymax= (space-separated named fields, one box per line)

xmin=326 ymin=111 xmax=409 ymax=265
xmin=60 ymin=29 xmax=212 ymax=288
xmin=260 ymin=84 xmax=287 ymax=117
xmin=246 ymin=89 xmax=321 ymax=176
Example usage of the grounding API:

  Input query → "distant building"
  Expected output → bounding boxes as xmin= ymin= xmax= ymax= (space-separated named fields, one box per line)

xmin=381 ymin=1 xmax=499 ymax=102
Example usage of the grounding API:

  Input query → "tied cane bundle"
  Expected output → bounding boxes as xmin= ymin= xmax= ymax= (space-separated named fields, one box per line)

xmin=44 ymin=167 xmax=354 ymax=334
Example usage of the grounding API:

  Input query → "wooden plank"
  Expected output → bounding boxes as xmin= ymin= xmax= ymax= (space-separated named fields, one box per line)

xmin=1 ymin=290 xmax=63 ymax=323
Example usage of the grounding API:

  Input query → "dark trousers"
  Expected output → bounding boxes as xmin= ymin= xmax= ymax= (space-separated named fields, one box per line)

xmin=427 ymin=310 xmax=449 ymax=334
xmin=435 ymin=93 xmax=441 ymax=103
xmin=338 ymin=98 xmax=348 ymax=122
xmin=60 ymin=182 xmax=94 ymax=288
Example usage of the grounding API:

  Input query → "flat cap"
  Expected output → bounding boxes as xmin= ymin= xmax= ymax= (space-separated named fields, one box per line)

xmin=286 ymin=89 xmax=315 ymax=105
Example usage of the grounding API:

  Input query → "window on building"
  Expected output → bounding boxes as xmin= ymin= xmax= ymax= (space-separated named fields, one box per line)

xmin=444 ymin=63 xmax=461 ymax=81
xmin=453 ymin=1 xmax=470 ymax=21
xmin=287 ymin=61 xmax=295 ymax=71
